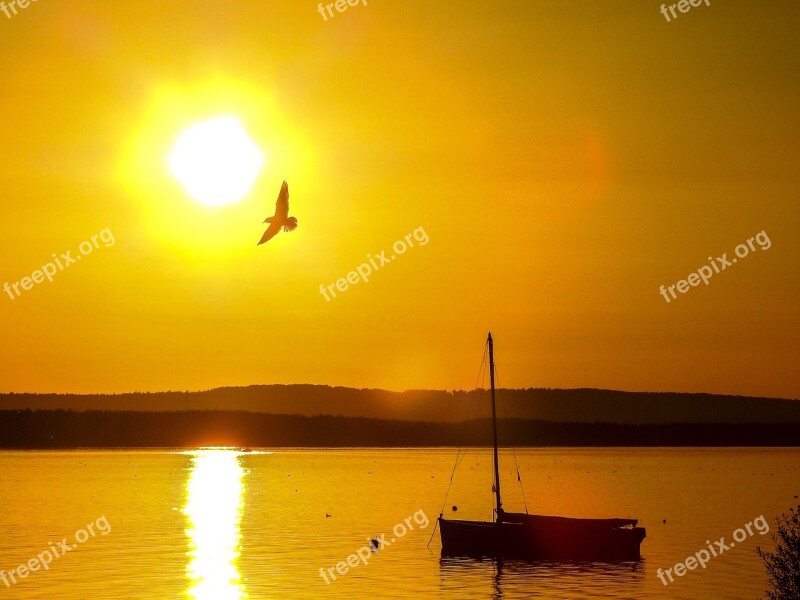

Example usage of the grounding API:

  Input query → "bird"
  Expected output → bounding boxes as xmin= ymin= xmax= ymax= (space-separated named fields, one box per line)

xmin=258 ymin=180 xmax=298 ymax=245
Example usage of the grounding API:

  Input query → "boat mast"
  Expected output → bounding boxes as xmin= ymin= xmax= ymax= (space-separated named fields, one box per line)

xmin=488 ymin=332 xmax=502 ymax=520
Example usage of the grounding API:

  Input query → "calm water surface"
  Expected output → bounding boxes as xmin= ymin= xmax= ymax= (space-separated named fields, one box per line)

xmin=0 ymin=448 xmax=797 ymax=599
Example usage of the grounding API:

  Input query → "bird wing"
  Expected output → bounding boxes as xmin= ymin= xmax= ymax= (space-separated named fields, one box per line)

xmin=258 ymin=221 xmax=282 ymax=245
xmin=275 ymin=181 xmax=289 ymax=219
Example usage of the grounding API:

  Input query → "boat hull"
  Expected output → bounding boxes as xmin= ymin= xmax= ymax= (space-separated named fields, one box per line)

xmin=439 ymin=513 xmax=646 ymax=561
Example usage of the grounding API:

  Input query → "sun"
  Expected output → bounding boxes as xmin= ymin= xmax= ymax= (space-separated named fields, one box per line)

xmin=169 ymin=116 xmax=264 ymax=206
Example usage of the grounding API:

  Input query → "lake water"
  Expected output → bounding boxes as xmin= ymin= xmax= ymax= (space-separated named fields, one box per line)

xmin=0 ymin=448 xmax=797 ymax=599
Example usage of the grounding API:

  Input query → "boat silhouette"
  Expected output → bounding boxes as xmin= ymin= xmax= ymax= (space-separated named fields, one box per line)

xmin=438 ymin=333 xmax=646 ymax=561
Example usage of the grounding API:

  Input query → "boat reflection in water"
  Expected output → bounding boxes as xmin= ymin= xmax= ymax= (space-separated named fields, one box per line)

xmin=184 ymin=449 xmax=248 ymax=600
xmin=439 ymin=556 xmax=646 ymax=599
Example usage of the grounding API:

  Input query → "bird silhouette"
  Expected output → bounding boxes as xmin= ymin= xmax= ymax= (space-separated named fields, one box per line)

xmin=258 ymin=180 xmax=298 ymax=245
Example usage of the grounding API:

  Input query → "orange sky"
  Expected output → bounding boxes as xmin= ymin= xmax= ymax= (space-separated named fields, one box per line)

xmin=0 ymin=1 xmax=798 ymax=398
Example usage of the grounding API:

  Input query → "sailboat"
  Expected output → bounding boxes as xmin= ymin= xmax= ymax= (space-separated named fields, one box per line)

xmin=438 ymin=333 xmax=646 ymax=561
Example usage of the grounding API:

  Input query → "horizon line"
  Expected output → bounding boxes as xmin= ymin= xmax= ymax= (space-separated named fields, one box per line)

xmin=1 ymin=383 xmax=797 ymax=402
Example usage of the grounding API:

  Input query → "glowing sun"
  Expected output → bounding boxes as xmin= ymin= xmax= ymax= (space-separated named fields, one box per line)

xmin=169 ymin=116 xmax=264 ymax=206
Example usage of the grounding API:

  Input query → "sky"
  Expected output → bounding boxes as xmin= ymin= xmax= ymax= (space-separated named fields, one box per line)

xmin=0 ymin=0 xmax=798 ymax=398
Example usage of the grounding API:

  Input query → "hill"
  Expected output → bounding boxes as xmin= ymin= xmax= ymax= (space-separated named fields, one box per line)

xmin=1 ymin=385 xmax=799 ymax=424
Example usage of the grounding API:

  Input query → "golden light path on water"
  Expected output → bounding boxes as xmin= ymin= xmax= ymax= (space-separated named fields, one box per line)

xmin=183 ymin=449 xmax=248 ymax=600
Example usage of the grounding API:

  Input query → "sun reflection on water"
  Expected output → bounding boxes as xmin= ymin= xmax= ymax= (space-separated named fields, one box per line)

xmin=184 ymin=449 xmax=248 ymax=599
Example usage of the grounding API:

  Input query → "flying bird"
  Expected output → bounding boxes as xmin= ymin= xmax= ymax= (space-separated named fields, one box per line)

xmin=258 ymin=180 xmax=298 ymax=245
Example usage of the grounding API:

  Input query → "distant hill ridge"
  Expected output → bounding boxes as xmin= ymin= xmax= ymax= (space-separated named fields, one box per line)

xmin=2 ymin=385 xmax=799 ymax=424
